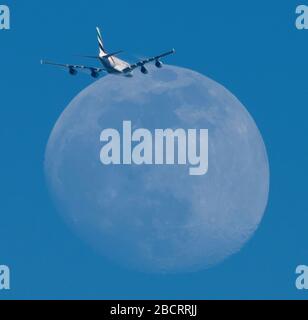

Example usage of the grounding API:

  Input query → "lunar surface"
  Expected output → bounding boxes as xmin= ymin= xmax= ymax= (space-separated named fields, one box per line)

xmin=45 ymin=65 xmax=269 ymax=273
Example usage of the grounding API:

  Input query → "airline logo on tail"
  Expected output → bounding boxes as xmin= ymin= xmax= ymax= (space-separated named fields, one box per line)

xmin=96 ymin=27 xmax=107 ymax=57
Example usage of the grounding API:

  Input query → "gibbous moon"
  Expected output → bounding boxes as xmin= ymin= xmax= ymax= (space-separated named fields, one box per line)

xmin=45 ymin=65 xmax=269 ymax=273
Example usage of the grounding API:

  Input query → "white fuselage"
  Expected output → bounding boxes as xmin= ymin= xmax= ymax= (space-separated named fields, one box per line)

xmin=99 ymin=56 xmax=131 ymax=76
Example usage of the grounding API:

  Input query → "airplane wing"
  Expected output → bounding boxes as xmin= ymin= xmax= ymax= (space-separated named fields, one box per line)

xmin=123 ymin=49 xmax=175 ymax=72
xmin=40 ymin=60 xmax=106 ymax=77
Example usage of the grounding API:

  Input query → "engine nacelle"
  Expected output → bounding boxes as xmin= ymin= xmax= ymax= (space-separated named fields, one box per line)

xmin=69 ymin=67 xmax=77 ymax=75
xmin=140 ymin=65 xmax=148 ymax=74
xmin=91 ymin=70 xmax=99 ymax=78
xmin=155 ymin=60 xmax=163 ymax=68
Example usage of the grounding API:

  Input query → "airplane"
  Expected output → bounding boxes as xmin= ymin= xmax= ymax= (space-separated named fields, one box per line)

xmin=41 ymin=27 xmax=175 ymax=78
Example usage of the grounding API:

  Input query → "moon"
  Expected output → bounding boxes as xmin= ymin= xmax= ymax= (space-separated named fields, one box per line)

xmin=45 ymin=65 xmax=269 ymax=273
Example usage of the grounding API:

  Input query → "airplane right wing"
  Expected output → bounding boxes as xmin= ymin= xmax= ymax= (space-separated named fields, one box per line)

xmin=41 ymin=60 xmax=106 ymax=78
xmin=123 ymin=49 xmax=175 ymax=73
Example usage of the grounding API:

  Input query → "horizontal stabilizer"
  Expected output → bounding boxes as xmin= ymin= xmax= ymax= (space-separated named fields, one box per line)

xmin=104 ymin=50 xmax=124 ymax=59
xmin=75 ymin=55 xmax=100 ymax=59
xmin=77 ymin=51 xmax=123 ymax=60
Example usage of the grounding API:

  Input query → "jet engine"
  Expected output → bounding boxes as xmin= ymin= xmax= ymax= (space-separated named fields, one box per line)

xmin=155 ymin=60 xmax=163 ymax=68
xmin=69 ymin=67 xmax=77 ymax=75
xmin=140 ymin=65 xmax=148 ymax=74
xmin=91 ymin=70 xmax=99 ymax=78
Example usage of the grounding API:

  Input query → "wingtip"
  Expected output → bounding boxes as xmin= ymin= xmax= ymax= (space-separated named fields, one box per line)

xmin=172 ymin=48 xmax=176 ymax=53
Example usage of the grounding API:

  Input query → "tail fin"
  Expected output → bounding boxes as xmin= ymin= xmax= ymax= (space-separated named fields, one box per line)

xmin=96 ymin=27 xmax=107 ymax=57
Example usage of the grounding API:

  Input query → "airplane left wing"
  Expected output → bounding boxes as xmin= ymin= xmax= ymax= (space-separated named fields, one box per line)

xmin=123 ymin=49 xmax=175 ymax=73
xmin=41 ymin=60 xmax=106 ymax=78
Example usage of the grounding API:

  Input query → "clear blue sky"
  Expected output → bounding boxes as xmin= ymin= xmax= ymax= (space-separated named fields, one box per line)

xmin=1 ymin=0 xmax=308 ymax=299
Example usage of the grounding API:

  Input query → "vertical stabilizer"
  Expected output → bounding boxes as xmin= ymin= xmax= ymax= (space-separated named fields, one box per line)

xmin=96 ymin=27 xmax=107 ymax=57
